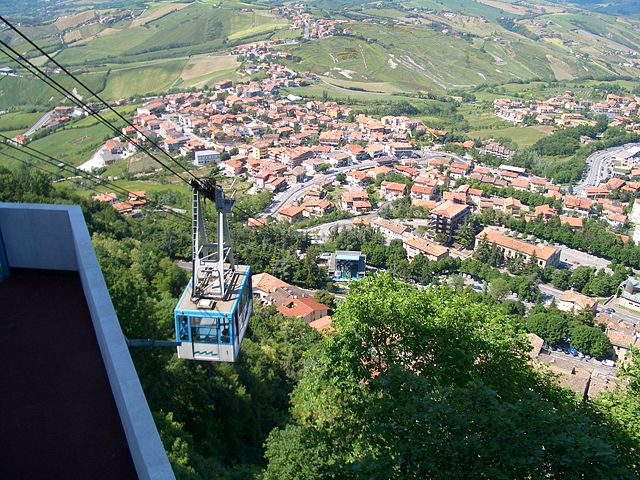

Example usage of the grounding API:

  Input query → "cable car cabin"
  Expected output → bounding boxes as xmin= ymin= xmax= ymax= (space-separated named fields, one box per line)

xmin=174 ymin=265 xmax=252 ymax=362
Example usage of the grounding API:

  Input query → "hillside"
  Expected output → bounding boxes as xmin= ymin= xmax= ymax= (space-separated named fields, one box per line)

xmin=0 ymin=0 xmax=637 ymax=105
xmin=0 ymin=0 xmax=292 ymax=104
xmin=283 ymin=0 xmax=640 ymax=94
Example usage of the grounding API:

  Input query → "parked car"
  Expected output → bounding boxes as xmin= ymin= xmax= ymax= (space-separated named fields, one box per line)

xmin=601 ymin=359 xmax=616 ymax=367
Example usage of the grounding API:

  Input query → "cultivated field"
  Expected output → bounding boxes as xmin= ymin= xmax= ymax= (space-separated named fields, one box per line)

xmin=181 ymin=55 xmax=240 ymax=82
xmin=130 ymin=3 xmax=189 ymax=27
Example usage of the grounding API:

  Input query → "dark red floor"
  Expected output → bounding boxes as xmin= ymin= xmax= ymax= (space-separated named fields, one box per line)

xmin=0 ymin=269 xmax=137 ymax=479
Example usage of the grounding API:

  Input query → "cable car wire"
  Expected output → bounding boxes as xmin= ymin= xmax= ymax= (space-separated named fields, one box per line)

xmin=0 ymin=141 xmax=191 ymax=223
xmin=0 ymin=40 xmax=194 ymax=186
xmin=0 ymin=15 xmax=200 ymax=184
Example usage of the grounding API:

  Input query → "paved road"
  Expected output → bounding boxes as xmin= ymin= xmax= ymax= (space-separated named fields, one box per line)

xmin=24 ymin=110 xmax=54 ymax=136
xmin=302 ymin=203 xmax=390 ymax=241
xmin=259 ymin=160 xmax=377 ymax=218
xmin=539 ymin=283 xmax=640 ymax=328
xmin=573 ymin=143 xmax=639 ymax=194
xmin=560 ymin=246 xmax=611 ymax=272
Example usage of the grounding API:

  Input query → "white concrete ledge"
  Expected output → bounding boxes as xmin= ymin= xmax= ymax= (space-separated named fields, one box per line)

xmin=0 ymin=203 xmax=175 ymax=480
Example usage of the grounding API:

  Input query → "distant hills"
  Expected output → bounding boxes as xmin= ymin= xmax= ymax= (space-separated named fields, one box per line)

xmin=0 ymin=0 xmax=637 ymax=104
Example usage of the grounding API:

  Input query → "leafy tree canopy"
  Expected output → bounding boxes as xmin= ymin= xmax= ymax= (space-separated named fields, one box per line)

xmin=263 ymin=275 xmax=633 ymax=479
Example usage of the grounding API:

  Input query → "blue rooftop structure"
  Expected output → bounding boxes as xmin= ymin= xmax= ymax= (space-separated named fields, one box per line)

xmin=330 ymin=250 xmax=366 ymax=281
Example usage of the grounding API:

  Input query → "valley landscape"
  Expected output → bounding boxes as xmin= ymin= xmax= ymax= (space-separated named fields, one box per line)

xmin=1 ymin=1 xmax=640 ymax=479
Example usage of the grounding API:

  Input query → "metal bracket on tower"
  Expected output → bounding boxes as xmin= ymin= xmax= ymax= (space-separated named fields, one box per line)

xmin=190 ymin=177 xmax=236 ymax=304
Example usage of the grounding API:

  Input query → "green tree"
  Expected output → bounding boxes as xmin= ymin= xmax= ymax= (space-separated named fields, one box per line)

xmin=489 ymin=277 xmax=510 ymax=301
xmin=526 ymin=308 xmax=568 ymax=346
xmin=593 ymin=348 xmax=640 ymax=477
xmin=454 ymin=217 xmax=478 ymax=250
xmin=263 ymin=275 xmax=634 ymax=479
xmin=569 ymin=322 xmax=611 ymax=357
xmin=315 ymin=290 xmax=337 ymax=314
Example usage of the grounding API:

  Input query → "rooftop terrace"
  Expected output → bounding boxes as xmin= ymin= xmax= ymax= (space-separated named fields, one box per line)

xmin=0 ymin=269 xmax=136 ymax=479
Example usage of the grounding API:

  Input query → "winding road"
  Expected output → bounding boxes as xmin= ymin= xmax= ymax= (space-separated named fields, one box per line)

xmin=259 ymin=160 xmax=377 ymax=218
xmin=573 ymin=143 xmax=639 ymax=194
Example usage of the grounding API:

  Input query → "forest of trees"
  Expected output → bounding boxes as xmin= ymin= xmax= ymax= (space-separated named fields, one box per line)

xmin=2 ymin=166 xmax=639 ymax=479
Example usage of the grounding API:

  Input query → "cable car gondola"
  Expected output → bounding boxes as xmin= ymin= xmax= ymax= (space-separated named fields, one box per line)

xmin=173 ymin=177 xmax=252 ymax=362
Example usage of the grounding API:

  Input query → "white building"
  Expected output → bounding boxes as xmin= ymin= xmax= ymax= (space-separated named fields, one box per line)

xmin=193 ymin=149 xmax=221 ymax=167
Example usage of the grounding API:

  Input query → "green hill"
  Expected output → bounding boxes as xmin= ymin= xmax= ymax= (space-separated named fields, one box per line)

xmin=285 ymin=0 xmax=640 ymax=94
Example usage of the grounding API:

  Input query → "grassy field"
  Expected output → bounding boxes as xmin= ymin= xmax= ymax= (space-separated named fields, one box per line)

xmin=52 ymin=1 xmax=287 ymax=69
xmin=467 ymin=125 xmax=555 ymax=147
xmin=284 ymin=18 xmax=598 ymax=93
xmin=227 ymin=11 xmax=289 ymax=41
xmin=285 ymin=83 xmax=406 ymax=103
xmin=130 ymin=2 xmax=189 ymax=27
xmin=0 ymin=72 xmax=108 ymax=110
xmin=100 ymin=59 xmax=187 ymax=98
xmin=0 ymin=111 xmax=45 ymax=133
xmin=179 ymin=54 xmax=239 ymax=87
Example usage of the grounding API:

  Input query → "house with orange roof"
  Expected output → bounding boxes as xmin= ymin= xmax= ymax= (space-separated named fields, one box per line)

xmin=563 ymin=196 xmax=593 ymax=216
xmin=277 ymin=296 xmax=329 ymax=323
xmin=309 ymin=316 xmax=334 ymax=334
xmin=623 ymin=182 xmax=640 ymax=195
xmin=500 ymin=197 xmax=526 ymax=216
xmin=345 ymin=170 xmax=371 ymax=187
xmin=265 ymin=176 xmax=287 ymax=193
xmin=318 ymin=130 xmax=342 ymax=146
xmin=430 ymin=200 xmax=470 ymax=242
xmin=403 ymin=235 xmax=449 ymax=262
xmin=582 ymin=186 xmax=609 ymax=199
xmin=341 ymin=190 xmax=371 ymax=213
xmin=252 ymin=272 xmax=290 ymax=302
xmin=410 ymin=184 xmax=436 ymax=201
xmin=366 ymin=143 xmax=386 ymax=158
xmin=557 ymin=291 xmax=598 ymax=313
xmin=105 ymin=139 xmax=124 ymax=155
xmin=607 ymin=213 xmax=627 ymax=228
xmin=475 ymin=227 xmax=560 ymax=268
xmin=369 ymin=165 xmax=393 ymax=178
xmin=112 ymin=201 xmax=134 ymax=215
xmin=511 ymin=178 xmax=529 ymax=191
xmin=302 ymin=198 xmax=333 ymax=218
xmin=529 ymin=176 xmax=549 ymax=193
xmin=247 ymin=217 xmax=268 ymax=229
xmin=276 ymin=205 xmax=306 ymax=223
xmin=372 ymin=218 xmax=409 ymax=242
xmin=343 ymin=143 xmax=369 ymax=162
xmin=442 ymin=191 xmax=468 ymax=205
xmin=533 ymin=204 xmax=557 ymax=221
xmin=380 ymin=181 xmax=407 ymax=200
xmin=387 ymin=142 xmax=413 ymax=158
xmin=394 ymin=164 xmax=419 ymax=178
xmin=92 ymin=192 xmax=117 ymax=204
xmin=560 ymin=216 xmax=583 ymax=229
xmin=221 ymin=160 xmax=245 ymax=176
xmin=607 ymin=177 xmax=626 ymax=190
